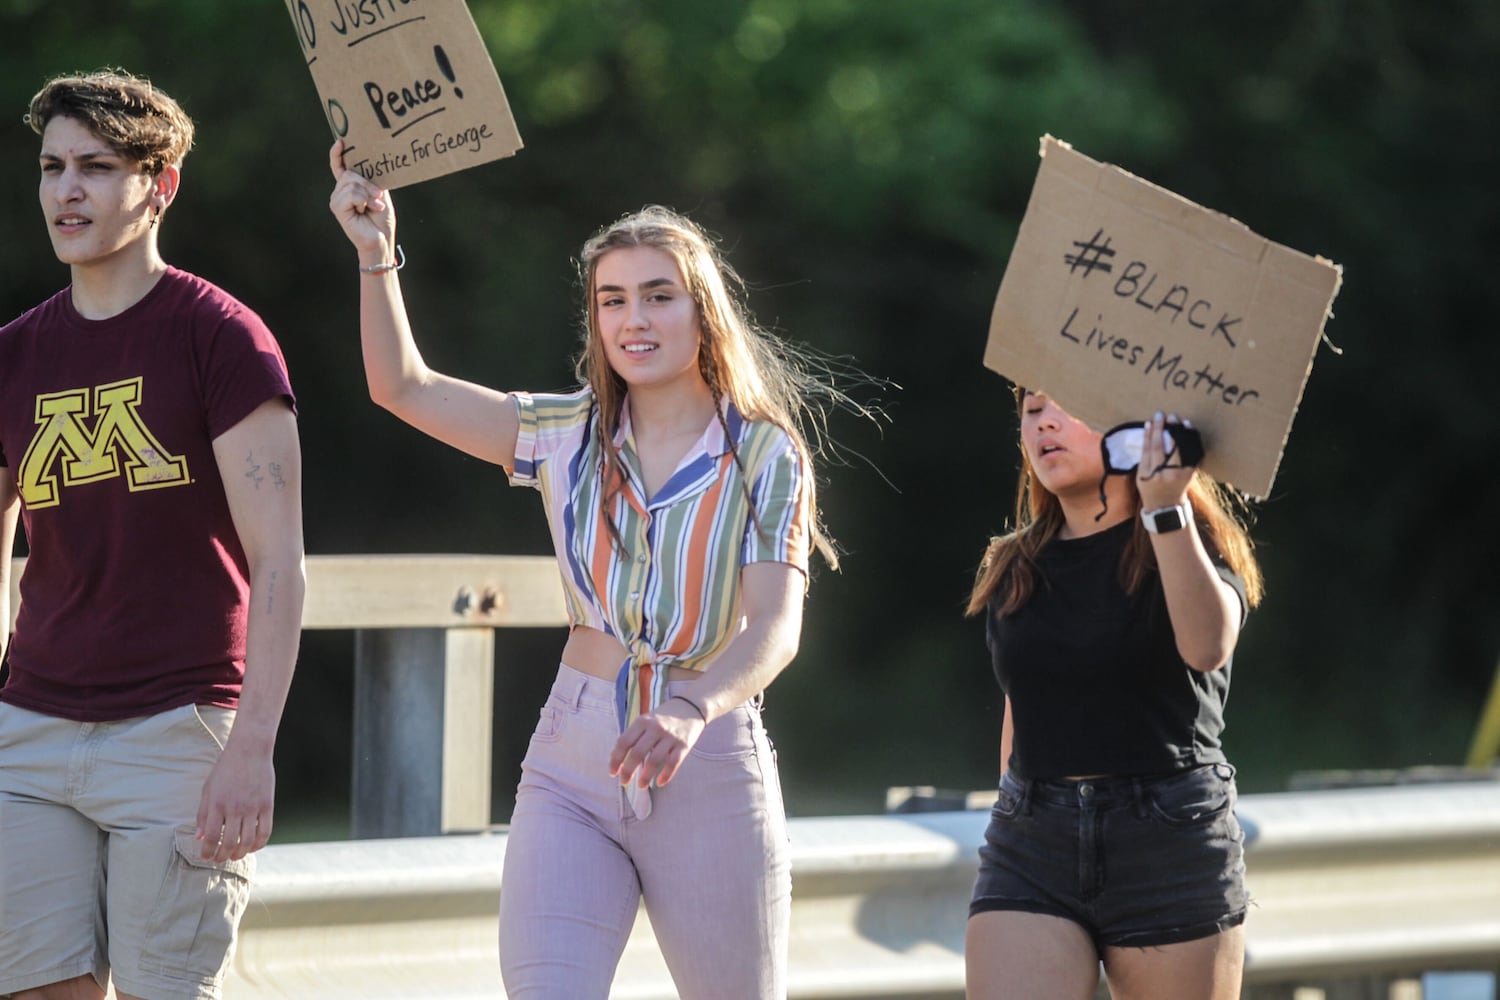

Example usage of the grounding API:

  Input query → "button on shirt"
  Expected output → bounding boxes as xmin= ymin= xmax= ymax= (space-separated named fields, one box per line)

xmin=508 ymin=386 xmax=810 ymax=736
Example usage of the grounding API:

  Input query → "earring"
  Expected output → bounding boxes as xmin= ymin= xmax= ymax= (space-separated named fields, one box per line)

xmin=150 ymin=205 xmax=161 ymax=229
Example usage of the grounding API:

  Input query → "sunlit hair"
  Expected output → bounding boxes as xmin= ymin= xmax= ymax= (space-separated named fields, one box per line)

xmin=965 ymin=387 xmax=1263 ymax=618
xmin=577 ymin=206 xmax=861 ymax=569
xmin=27 ymin=69 xmax=194 ymax=176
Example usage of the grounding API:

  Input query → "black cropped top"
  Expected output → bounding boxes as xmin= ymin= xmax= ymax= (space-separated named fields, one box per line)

xmin=984 ymin=518 xmax=1247 ymax=780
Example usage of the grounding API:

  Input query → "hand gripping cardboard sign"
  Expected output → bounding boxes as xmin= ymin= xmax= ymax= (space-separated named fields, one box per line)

xmin=287 ymin=0 xmax=523 ymax=188
xmin=985 ymin=136 xmax=1343 ymax=499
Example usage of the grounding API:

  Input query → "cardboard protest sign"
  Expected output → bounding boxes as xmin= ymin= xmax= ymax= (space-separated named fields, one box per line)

xmin=985 ymin=136 xmax=1342 ymax=499
xmin=286 ymin=0 xmax=522 ymax=188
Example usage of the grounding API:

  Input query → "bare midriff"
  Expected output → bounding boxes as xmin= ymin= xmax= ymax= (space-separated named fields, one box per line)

xmin=561 ymin=625 xmax=700 ymax=683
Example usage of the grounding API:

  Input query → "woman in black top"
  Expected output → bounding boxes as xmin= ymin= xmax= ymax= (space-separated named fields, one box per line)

xmin=965 ymin=389 xmax=1262 ymax=1000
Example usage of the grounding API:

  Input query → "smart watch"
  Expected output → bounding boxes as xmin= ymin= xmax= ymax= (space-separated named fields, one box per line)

xmin=1141 ymin=503 xmax=1190 ymax=534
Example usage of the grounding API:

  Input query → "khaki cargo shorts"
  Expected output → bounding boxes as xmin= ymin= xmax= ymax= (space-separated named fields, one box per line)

xmin=0 ymin=701 xmax=253 ymax=1000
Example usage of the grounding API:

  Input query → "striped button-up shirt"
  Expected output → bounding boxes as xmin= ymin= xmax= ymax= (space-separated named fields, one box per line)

xmin=509 ymin=386 xmax=810 ymax=738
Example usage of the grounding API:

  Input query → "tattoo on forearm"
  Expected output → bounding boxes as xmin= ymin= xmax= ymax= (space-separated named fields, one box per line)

xmin=244 ymin=450 xmax=264 ymax=489
xmin=265 ymin=569 xmax=277 ymax=615
xmin=270 ymin=461 xmax=286 ymax=490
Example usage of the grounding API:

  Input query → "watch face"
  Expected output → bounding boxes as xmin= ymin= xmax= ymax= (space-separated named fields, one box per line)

xmin=1153 ymin=507 xmax=1186 ymax=532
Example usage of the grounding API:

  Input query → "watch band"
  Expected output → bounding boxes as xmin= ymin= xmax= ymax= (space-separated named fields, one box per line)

xmin=1142 ymin=503 xmax=1190 ymax=534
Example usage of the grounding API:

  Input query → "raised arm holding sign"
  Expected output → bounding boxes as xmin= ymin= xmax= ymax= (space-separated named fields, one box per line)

xmin=962 ymin=136 xmax=1339 ymax=1000
xmin=985 ymin=136 xmax=1343 ymax=499
xmin=323 ymin=136 xmax=880 ymax=996
xmin=964 ymin=383 xmax=1263 ymax=1000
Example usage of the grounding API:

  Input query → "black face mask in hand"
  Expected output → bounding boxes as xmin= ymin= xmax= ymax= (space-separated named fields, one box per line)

xmin=1094 ymin=421 xmax=1204 ymax=521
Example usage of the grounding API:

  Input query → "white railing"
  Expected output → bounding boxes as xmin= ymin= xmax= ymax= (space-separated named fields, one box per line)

xmin=224 ymin=781 xmax=1500 ymax=999
xmin=12 ymin=556 xmax=1494 ymax=996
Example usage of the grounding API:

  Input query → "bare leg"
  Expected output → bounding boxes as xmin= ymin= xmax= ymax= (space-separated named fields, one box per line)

xmin=1102 ymin=925 xmax=1245 ymax=1000
xmin=965 ymin=911 xmax=1100 ymax=1000
xmin=15 ymin=974 xmax=106 ymax=1000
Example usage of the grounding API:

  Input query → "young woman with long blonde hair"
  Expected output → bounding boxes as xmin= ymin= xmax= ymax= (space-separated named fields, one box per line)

xmin=327 ymin=144 xmax=855 ymax=999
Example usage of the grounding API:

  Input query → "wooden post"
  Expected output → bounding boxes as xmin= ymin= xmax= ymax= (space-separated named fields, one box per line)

xmin=308 ymin=555 xmax=564 ymax=838
xmin=351 ymin=626 xmax=496 ymax=838
xmin=10 ymin=553 xmax=567 ymax=838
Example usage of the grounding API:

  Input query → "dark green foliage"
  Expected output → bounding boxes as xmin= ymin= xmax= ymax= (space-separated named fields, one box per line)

xmin=2 ymin=0 xmax=1493 ymax=820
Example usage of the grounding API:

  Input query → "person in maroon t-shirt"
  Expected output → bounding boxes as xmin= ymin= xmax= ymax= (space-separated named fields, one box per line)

xmin=0 ymin=71 xmax=304 ymax=1000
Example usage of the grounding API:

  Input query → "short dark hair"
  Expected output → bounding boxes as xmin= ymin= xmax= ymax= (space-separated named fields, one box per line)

xmin=27 ymin=69 xmax=194 ymax=176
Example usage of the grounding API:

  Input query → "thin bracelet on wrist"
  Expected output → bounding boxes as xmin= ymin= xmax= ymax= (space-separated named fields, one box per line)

xmin=671 ymin=694 xmax=708 ymax=723
xmin=359 ymin=243 xmax=405 ymax=274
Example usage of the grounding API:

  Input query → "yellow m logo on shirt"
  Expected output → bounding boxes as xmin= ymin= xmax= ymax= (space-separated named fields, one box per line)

xmin=18 ymin=377 xmax=190 ymax=508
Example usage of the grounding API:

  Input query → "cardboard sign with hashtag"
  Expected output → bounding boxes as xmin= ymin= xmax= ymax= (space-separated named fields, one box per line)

xmin=285 ymin=0 xmax=523 ymax=189
xmin=985 ymin=136 xmax=1342 ymax=499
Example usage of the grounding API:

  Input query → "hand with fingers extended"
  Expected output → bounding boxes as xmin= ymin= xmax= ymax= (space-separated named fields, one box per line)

xmin=327 ymin=139 xmax=396 ymax=262
xmin=608 ymin=697 xmax=707 ymax=790
xmin=1136 ymin=411 xmax=1197 ymax=512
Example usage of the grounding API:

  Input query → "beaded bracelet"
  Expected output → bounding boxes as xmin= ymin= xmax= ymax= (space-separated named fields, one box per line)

xmin=359 ymin=244 xmax=405 ymax=274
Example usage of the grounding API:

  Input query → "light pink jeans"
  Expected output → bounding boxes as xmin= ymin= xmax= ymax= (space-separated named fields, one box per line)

xmin=498 ymin=664 xmax=791 ymax=999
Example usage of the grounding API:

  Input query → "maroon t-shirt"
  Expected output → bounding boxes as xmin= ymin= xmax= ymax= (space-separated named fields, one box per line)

xmin=0 ymin=267 xmax=295 ymax=721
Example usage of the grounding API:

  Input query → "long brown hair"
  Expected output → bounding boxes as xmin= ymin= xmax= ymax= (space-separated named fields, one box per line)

xmin=576 ymin=206 xmax=859 ymax=569
xmin=965 ymin=392 xmax=1264 ymax=618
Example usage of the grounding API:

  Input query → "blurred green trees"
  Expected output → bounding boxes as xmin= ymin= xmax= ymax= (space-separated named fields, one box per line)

xmin=1 ymin=0 xmax=1495 ymax=823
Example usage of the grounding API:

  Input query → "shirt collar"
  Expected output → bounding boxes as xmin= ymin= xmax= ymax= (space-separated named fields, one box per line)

xmin=610 ymin=393 xmax=744 ymax=510
xmin=612 ymin=392 xmax=742 ymax=458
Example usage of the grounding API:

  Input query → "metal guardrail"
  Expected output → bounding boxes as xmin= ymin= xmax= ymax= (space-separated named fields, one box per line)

xmin=11 ymin=556 xmax=1496 ymax=995
xmin=223 ymin=781 xmax=1500 ymax=999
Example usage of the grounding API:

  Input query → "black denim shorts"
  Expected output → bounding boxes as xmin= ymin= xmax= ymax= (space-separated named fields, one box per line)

xmin=969 ymin=763 xmax=1248 ymax=952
